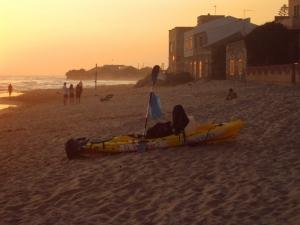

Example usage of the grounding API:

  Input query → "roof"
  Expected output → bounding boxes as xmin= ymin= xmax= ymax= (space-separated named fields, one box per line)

xmin=185 ymin=16 xmax=257 ymax=47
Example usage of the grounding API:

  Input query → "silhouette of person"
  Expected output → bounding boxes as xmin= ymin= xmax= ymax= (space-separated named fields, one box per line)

xmin=63 ymin=82 xmax=68 ymax=105
xmin=75 ymin=83 xmax=81 ymax=104
xmin=79 ymin=81 xmax=83 ymax=99
xmin=69 ymin=84 xmax=75 ymax=104
xmin=8 ymin=84 xmax=13 ymax=97
xmin=226 ymin=88 xmax=238 ymax=100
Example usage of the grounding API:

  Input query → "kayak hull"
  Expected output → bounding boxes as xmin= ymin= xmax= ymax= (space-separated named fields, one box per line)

xmin=65 ymin=120 xmax=244 ymax=159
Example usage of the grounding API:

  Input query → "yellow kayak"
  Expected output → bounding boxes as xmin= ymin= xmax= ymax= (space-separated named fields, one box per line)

xmin=65 ymin=120 xmax=244 ymax=159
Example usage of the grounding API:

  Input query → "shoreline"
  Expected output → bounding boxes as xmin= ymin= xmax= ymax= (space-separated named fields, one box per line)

xmin=0 ymin=84 xmax=135 ymax=111
xmin=0 ymin=78 xmax=138 ymax=95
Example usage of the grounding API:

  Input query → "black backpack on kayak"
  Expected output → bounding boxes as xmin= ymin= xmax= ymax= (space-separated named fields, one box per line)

xmin=146 ymin=122 xmax=173 ymax=139
xmin=172 ymin=105 xmax=189 ymax=135
xmin=145 ymin=105 xmax=189 ymax=139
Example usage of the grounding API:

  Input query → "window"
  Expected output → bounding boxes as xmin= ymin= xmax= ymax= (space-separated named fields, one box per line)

xmin=194 ymin=33 xmax=207 ymax=52
xmin=294 ymin=5 xmax=300 ymax=17
xmin=189 ymin=37 xmax=193 ymax=49
xmin=193 ymin=61 xmax=197 ymax=77
xmin=195 ymin=36 xmax=202 ymax=51
xmin=169 ymin=42 xmax=175 ymax=53
xmin=199 ymin=37 xmax=203 ymax=47
xmin=184 ymin=39 xmax=187 ymax=50
xmin=189 ymin=61 xmax=193 ymax=74
xmin=184 ymin=37 xmax=193 ymax=50
xmin=199 ymin=60 xmax=203 ymax=78
xmin=230 ymin=60 xmax=235 ymax=76
xmin=238 ymin=59 xmax=243 ymax=76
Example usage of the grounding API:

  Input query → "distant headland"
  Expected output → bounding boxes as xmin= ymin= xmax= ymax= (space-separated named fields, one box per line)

xmin=66 ymin=65 xmax=152 ymax=81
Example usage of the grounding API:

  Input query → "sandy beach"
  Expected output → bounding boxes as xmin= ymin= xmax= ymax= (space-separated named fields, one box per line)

xmin=0 ymin=80 xmax=299 ymax=225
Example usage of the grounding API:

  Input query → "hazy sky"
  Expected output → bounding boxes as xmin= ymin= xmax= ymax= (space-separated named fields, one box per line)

xmin=0 ymin=0 xmax=285 ymax=76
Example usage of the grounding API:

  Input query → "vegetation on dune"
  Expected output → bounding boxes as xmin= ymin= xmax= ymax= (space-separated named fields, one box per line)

xmin=66 ymin=65 xmax=152 ymax=80
xmin=245 ymin=22 xmax=299 ymax=66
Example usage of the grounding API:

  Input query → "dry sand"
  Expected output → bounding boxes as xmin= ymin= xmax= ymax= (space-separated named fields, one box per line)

xmin=0 ymin=80 xmax=299 ymax=225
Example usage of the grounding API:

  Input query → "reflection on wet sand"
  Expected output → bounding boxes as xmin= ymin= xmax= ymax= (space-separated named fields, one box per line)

xmin=0 ymin=104 xmax=17 ymax=110
xmin=0 ymin=92 xmax=23 ymax=98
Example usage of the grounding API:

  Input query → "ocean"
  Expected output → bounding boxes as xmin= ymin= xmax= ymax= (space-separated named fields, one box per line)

xmin=0 ymin=76 xmax=137 ymax=94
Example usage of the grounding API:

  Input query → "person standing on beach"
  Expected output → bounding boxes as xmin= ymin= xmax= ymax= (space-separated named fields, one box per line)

xmin=63 ymin=82 xmax=68 ymax=105
xmin=69 ymin=84 xmax=75 ymax=104
xmin=78 ymin=81 xmax=83 ymax=102
xmin=8 ymin=83 xmax=13 ymax=96
xmin=75 ymin=83 xmax=80 ymax=104
xmin=79 ymin=80 xmax=83 ymax=94
xmin=226 ymin=88 xmax=238 ymax=100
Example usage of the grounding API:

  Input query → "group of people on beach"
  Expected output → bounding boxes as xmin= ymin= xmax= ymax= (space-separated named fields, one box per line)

xmin=63 ymin=81 xmax=83 ymax=105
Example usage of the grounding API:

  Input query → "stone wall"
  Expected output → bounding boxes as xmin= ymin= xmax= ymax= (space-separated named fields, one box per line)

xmin=246 ymin=64 xmax=300 ymax=84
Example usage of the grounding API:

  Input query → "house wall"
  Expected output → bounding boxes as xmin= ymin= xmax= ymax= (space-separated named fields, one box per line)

xmin=169 ymin=27 xmax=192 ymax=74
xmin=277 ymin=16 xmax=300 ymax=29
xmin=246 ymin=64 xmax=300 ymax=84
xmin=289 ymin=0 xmax=300 ymax=17
xmin=291 ymin=17 xmax=300 ymax=29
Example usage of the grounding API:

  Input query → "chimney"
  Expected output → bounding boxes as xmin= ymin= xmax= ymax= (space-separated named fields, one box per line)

xmin=197 ymin=14 xmax=225 ymax=26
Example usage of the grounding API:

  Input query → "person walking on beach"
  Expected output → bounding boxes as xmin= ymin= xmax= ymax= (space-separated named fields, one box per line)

xmin=69 ymin=84 xmax=75 ymax=104
xmin=63 ymin=82 xmax=68 ymax=105
xmin=78 ymin=81 xmax=83 ymax=102
xmin=8 ymin=83 xmax=13 ymax=96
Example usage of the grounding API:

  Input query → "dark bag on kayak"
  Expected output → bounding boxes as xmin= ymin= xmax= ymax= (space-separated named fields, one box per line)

xmin=172 ymin=105 xmax=189 ymax=135
xmin=146 ymin=122 xmax=173 ymax=139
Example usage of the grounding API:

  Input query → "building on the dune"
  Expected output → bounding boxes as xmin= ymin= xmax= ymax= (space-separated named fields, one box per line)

xmin=169 ymin=27 xmax=193 ymax=74
xmin=239 ymin=0 xmax=300 ymax=85
xmin=169 ymin=15 xmax=256 ymax=80
xmin=168 ymin=1 xmax=300 ymax=84
xmin=275 ymin=0 xmax=300 ymax=30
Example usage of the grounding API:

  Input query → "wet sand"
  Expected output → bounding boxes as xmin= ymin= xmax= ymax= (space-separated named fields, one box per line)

xmin=0 ymin=92 xmax=23 ymax=98
xmin=0 ymin=80 xmax=299 ymax=225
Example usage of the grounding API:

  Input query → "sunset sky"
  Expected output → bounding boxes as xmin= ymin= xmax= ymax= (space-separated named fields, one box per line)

xmin=0 ymin=0 xmax=285 ymax=76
